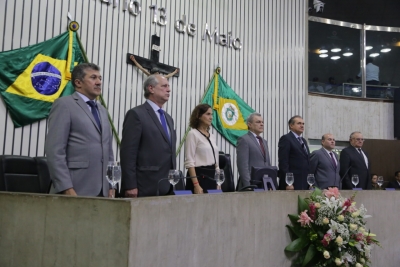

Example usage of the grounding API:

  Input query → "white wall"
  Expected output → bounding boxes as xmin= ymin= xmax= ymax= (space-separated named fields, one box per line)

xmin=307 ymin=94 xmax=394 ymax=141
xmin=0 ymin=0 xmax=307 ymax=182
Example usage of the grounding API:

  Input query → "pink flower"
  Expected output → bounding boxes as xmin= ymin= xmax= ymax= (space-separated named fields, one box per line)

xmin=309 ymin=203 xmax=316 ymax=220
xmin=321 ymin=233 xmax=331 ymax=247
xmin=342 ymin=198 xmax=352 ymax=209
xmin=298 ymin=210 xmax=314 ymax=227
xmin=323 ymin=187 xmax=340 ymax=199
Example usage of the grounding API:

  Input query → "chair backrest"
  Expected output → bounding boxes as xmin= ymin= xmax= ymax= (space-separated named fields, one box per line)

xmin=219 ymin=152 xmax=235 ymax=192
xmin=34 ymin=157 xmax=52 ymax=194
xmin=250 ymin=166 xmax=279 ymax=190
xmin=0 ymin=155 xmax=41 ymax=193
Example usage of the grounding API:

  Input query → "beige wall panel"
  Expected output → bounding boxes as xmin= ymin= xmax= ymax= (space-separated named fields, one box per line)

xmin=307 ymin=95 xmax=394 ymax=141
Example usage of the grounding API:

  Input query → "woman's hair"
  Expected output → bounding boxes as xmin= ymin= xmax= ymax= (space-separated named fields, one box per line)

xmin=189 ymin=104 xmax=212 ymax=129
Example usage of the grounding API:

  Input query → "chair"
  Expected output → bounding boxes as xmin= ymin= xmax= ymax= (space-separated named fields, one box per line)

xmin=219 ymin=152 xmax=235 ymax=192
xmin=34 ymin=157 xmax=52 ymax=194
xmin=0 ymin=155 xmax=41 ymax=193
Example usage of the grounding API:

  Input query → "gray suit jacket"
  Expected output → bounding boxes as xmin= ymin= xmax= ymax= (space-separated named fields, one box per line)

xmin=45 ymin=92 xmax=114 ymax=196
xmin=236 ymin=132 xmax=271 ymax=189
xmin=309 ymin=148 xmax=340 ymax=189
xmin=120 ymin=101 xmax=176 ymax=197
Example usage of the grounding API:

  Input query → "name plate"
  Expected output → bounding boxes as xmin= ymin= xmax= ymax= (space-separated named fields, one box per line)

xmin=254 ymin=188 xmax=265 ymax=192
xmin=207 ymin=189 xmax=223 ymax=194
xmin=174 ymin=190 xmax=193 ymax=195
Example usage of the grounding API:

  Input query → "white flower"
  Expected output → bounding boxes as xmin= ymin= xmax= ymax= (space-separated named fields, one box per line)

xmin=315 ymin=202 xmax=321 ymax=208
xmin=360 ymin=258 xmax=365 ymax=264
xmin=349 ymin=223 xmax=358 ymax=231
xmin=336 ymin=236 xmax=343 ymax=246
xmin=352 ymin=211 xmax=360 ymax=218
xmin=323 ymin=217 xmax=329 ymax=224
xmin=337 ymin=215 xmax=344 ymax=221
xmin=355 ymin=263 xmax=362 ymax=267
xmin=323 ymin=250 xmax=330 ymax=259
xmin=334 ymin=258 xmax=342 ymax=266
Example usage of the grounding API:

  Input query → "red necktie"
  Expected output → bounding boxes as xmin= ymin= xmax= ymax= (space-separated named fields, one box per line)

xmin=256 ymin=136 xmax=266 ymax=157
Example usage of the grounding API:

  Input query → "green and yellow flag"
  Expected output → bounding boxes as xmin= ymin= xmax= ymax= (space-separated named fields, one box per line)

xmin=0 ymin=30 xmax=85 ymax=127
xmin=202 ymin=68 xmax=255 ymax=146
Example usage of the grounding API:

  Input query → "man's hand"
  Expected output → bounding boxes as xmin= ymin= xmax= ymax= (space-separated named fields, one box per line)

xmin=125 ymin=188 xmax=138 ymax=198
xmin=63 ymin=188 xmax=77 ymax=196
xmin=108 ymin=189 xmax=115 ymax=198
xmin=286 ymin=185 xmax=294 ymax=190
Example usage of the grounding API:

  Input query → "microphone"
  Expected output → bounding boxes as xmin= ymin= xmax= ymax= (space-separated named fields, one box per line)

xmin=156 ymin=175 xmax=206 ymax=196
xmin=339 ymin=165 xmax=352 ymax=190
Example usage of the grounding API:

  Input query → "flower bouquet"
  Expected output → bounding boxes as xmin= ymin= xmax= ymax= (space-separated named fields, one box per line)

xmin=285 ymin=187 xmax=380 ymax=267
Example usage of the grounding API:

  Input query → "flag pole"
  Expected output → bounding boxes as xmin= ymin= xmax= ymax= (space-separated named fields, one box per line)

xmin=71 ymin=22 xmax=121 ymax=146
xmin=175 ymin=67 xmax=220 ymax=155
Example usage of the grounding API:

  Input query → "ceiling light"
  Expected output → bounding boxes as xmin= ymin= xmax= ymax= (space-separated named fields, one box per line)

xmin=369 ymin=53 xmax=380 ymax=57
xmin=343 ymin=52 xmax=353 ymax=56
xmin=319 ymin=48 xmax=328 ymax=53
xmin=366 ymin=46 xmax=373 ymax=50
xmin=381 ymin=48 xmax=391 ymax=53
xmin=331 ymin=48 xmax=341 ymax=52
xmin=319 ymin=54 xmax=328 ymax=58
xmin=331 ymin=56 xmax=340 ymax=60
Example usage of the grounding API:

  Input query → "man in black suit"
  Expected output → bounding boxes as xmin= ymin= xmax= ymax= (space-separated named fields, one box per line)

xmin=120 ymin=74 xmax=176 ymax=197
xmin=387 ymin=171 xmax=400 ymax=189
xmin=278 ymin=115 xmax=310 ymax=190
xmin=339 ymin=131 xmax=371 ymax=190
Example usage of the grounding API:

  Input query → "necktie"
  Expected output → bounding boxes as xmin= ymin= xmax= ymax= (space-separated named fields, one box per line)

xmin=256 ymin=136 xmax=266 ymax=157
xmin=297 ymin=137 xmax=308 ymax=154
xmin=357 ymin=148 xmax=368 ymax=167
xmin=157 ymin=109 xmax=170 ymax=141
xmin=329 ymin=152 xmax=337 ymax=168
xmin=86 ymin=101 xmax=102 ymax=131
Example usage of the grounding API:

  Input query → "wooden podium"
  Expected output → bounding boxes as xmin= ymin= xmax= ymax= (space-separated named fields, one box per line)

xmin=0 ymin=191 xmax=397 ymax=267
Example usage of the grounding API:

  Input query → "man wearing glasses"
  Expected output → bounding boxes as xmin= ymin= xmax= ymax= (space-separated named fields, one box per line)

xmin=339 ymin=132 xmax=372 ymax=190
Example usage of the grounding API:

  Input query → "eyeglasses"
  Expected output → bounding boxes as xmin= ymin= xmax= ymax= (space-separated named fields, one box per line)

xmin=352 ymin=138 xmax=365 ymax=141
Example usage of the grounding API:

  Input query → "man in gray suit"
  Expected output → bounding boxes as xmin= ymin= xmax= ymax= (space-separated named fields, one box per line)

xmin=45 ymin=63 xmax=114 ymax=197
xmin=309 ymin=133 xmax=340 ymax=189
xmin=236 ymin=113 xmax=271 ymax=190
xmin=120 ymin=74 xmax=176 ymax=197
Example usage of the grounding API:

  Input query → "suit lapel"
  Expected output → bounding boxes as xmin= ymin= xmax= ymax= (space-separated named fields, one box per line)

xmin=144 ymin=102 xmax=171 ymax=146
xmin=73 ymin=92 xmax=101 ymax=134
xmin=248 ymin=132 xmax=265 ymax=159
xmin=289 ymin=132 xmax=308 ymax=157
xmin=321 ymin=148 xmax=336 ymax=170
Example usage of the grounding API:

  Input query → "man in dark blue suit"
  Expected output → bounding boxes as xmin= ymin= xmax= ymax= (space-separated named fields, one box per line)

xmin=339 ymin=132 xmax=371 ymax=190
xmin=278 ymin=115 xmax=310 ymax=190
xmin=387 ymin=171 xmax=400 ymax=189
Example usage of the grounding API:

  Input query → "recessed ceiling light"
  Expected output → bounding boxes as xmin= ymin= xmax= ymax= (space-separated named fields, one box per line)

xmin=331 ymin=56 xmax=340 ymax=60
xmin=366 ymin=46 xmax=373 ymax=50
xmin=369 ymin=53 xmax=380 ymax=57
xmin=319 ymin=49 xmax=328 ymax=53
xmin=331 ymin=48 xmax=341 ymax=52
xmin=343 ymin=52 xmax=353 ymax=56
xmin=381 ymin=48 xmax=391 ymax=53
xmin=319 ymin=54 xmax=329 ymax=58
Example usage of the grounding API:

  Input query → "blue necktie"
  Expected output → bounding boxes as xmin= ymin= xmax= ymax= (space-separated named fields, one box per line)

xmin=86 ymin=101 xmax=102 ymax=131
xmin=157 ymin=109 xmax=170 ymax=141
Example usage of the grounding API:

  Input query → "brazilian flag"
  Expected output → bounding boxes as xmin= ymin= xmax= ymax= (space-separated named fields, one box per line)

xmin=202 ymin=68 xmax=255 ymax=146
xmin=0 ymin=30 xmax=85 ymax=127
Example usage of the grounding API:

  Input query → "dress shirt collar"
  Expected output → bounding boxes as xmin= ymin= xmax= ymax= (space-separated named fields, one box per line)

xmin=146 ymin=99 xmax=162 ymax=113
xmin=290 ymin=131 xmax=302 ymax=139
xmin=76 ymin=91 xmax=96 ymax=103
xmin=249 ymin=131 xmax=259 ymax=139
